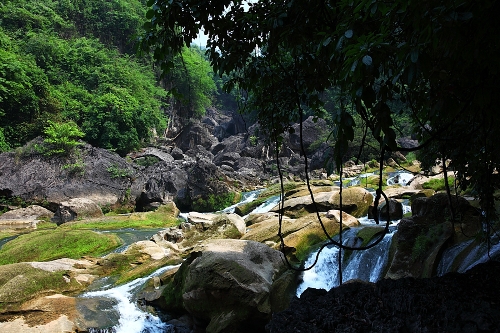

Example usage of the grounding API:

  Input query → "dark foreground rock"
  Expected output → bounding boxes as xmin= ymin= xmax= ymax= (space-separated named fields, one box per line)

xmin=267 ymin=260 xmax=500 ymax=333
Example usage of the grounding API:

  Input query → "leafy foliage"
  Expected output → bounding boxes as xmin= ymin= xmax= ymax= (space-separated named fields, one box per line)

xmin=0 ymin=0 xmax=168 ymax=155
xmin=42 ymin=120 xmax=84 ymax=156
xmin=164 ymin=46 xmax=217 ymax=119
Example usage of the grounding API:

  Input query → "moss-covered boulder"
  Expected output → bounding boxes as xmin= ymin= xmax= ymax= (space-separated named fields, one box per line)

xmin=386 ymin=193 xmax=480 ymax=279
xmin=242 ymin=211 xmax=359 ymax=261
xmin=270 ymin=191 xmax=337 ymax=218
xmin=329 ymin=187 xmax=373 ymax=217
xmin=161 ymin=239 xmax=297 ymax=333
xmin=281 ymin=212 xmax=359 ymax=261
xmin=409 ymin=189 xmax=436 ymax=204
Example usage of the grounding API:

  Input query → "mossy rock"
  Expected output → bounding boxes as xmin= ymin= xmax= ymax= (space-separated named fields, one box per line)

xmin=281 ymin=213 xmax=342 ymax=262
xmin=356 ymin=226 xmax=387 ymax=247
xmin=234 ymin=197 xmax=267 ymax=216
xmin=286 ymin=185 xmax=338 ymax=199
xmin=410 ymin=189 xmax=435 ymax=203
xmin=329 ymin=187 xmax=373 ymax=218
xmin=0 ymin=263 xmax=85 ymax=311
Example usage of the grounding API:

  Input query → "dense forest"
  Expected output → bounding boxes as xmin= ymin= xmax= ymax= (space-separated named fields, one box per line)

xmin=0 ymin=0 xmax=224 ymax=156
xmin=0 ymin=0 xmax=417 ymax=163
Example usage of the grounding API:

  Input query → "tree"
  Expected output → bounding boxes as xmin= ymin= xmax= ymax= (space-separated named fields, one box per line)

xmin=42 ymin=120 xmax=84 ymax=156
xmin=141 ymin=0 xmax=500 ymax=216
xmin=163 ymin=45 xmax=217 ymax=120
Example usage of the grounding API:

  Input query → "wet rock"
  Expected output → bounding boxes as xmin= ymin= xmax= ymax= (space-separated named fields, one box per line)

xmin=0 ymin=139 xmax=140 ymax=207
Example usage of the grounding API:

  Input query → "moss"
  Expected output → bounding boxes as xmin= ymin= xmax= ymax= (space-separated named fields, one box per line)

xmin=411 ymin=224 xmax=444 ymax=260
xmin=234 ymin=197 xmax=267 ymax=216
xmin=294 ymin=233 xmax=324 ymax=262
xmin=0 ymin=263 xmax=84 ymax=307
xmin=356 ymin=227 xmax=386 ymax=247
xmin=422 ymin=177 xmax=455 ymax=192
xmin=0 ymin=229 xmax=121 ymax=265
xmin=64 ymin=205 xmax=182 ymax=230
xmin=161 ymin=253 xmax=200 ymax=313
xmin=258 ymin=182 xmax=300 ymax=199
xmin=192 ymin=191 xmax=238 ymax=212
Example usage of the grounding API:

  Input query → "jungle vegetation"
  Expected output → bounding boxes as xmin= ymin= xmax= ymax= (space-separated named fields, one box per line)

xmin=0 ymin=0 xmax=219 ymax=155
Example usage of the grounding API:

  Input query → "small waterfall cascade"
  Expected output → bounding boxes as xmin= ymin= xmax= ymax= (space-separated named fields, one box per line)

xmin=220 ymin=189 xmax=263 ymax=213
xmin=437 ymin=237 xmax=500 ymax=276
xmin=387 ymin=171 xmax=414 ymax=186
xmin=296 ymin=223 xmax=397 ymax=296
xmin=245 ymin=194 xmax=281 ymax=215
xmin=82 ymin=265 xmax=180 ymax=333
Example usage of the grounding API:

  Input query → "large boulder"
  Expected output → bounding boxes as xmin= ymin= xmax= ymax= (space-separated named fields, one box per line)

xmin=136 ymin=162 xmax=189 ymax=211
xmin=329 ymin=187 xmax=373 ymax=217
xmin=287 ymin=116 xmax=328 ymax=154
xmin=54 ymin=198 xmax=103 ymax=224
xmin=270 ymin=191 xmax=337 ymax=218
xmin=386 ymin=193 xmax=480 ymax=279
xmin=162 ymin=239 xmax=296 ymax=333
xmin=368 ymin=198 xmax=404 ymax=221
xmin=174 ymin=120 xmax=219 ymax=152
xmin=0 ymin=139 xmax=140 ymax=207
xmin=0 ymin=205 xmax=53 ymax=220
xmin=242 ymin=211 xmax=359 ymax=261
xmin=179 ymin=159 xmax=239 ymax=212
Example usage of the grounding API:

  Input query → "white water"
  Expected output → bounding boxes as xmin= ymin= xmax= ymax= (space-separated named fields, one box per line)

xmin=220 ymin=189 xmax=263 ymax=213
xmin=82 ymin=265 xmax=180 ymax=333
xmin=250 ymin=194 xmax=281 ymax=214
xmin=296 ymin=222 xmax=397 ymax=297
xmin=387 ymin=171 xmax=414 ymax=186
xmin=437 ymin=238 xmax=500 ymax=276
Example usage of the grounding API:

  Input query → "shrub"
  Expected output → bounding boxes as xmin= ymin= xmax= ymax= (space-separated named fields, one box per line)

xmin=42 ymin=120 xmax=84 ymax=156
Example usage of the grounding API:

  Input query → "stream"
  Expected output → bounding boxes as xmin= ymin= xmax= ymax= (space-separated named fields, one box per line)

xmin=82 ymin=264 xmax=180 ymax=333
xmin=9 ymin=170 xmax=496 ymax=331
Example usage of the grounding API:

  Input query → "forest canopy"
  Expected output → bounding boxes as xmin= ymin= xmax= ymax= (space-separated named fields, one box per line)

xmin=0 ymin=0 xmax=219 ymax=155
xmin=140 ymin=0 xmax=500 ymax=214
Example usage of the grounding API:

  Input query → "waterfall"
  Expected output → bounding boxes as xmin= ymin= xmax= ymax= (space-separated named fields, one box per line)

xmin=249 ymin=194 xmax=281 ymax=214
xmin=387 ymin=171 xmax=414 ymax=186
xmin=437 ymin=238 xmax=500 ymax=276
xmin=220 ymin=189 xmax=263 ymax=213
xmin=296 ymin=226 xmax=396 ymax=296
xmin=82 ymin=265 xmax=180 ymax=333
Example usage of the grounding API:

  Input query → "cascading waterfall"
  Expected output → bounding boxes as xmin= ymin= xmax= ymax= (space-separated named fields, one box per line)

xmin=220 ymin=189 xmax=263 ymax=213
xmin=296 ymin=225 xmax=397 ymax=296
xmin=387 ymin=171 xmax=414 ymax=186
xmin=437 ymin=237 xmax=500 ymax=276
xmin=296 ymin=171 xmax=415 ymax=296
xmin=82 ymin=265 xmax=180 ymax=333
xmin=244 ymin=194 xmax=281 ymax=217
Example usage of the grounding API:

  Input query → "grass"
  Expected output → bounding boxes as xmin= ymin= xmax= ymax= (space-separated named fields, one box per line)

xmin=422 ymin=177 xmax=455 ymax=192
xmin=258 ymin=181 xmax=300 ymax=198
xmin=0 ymin=229 xmax=122 ymax=265
xmin=63 ymin=205 xmax=182 ymax=230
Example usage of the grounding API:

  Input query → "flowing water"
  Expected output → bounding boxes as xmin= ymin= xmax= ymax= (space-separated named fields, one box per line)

xmin=220 ymin=189 xmax=263 ymax=213
xmin=82 ymin=265 xmax=180 ymax=333
xmin=296 ymin=221 xmax=398 ymax=296
xmin=437 ymin=237 xmax=500 ymax=276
